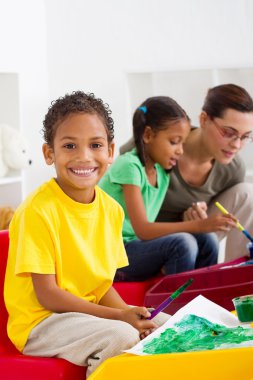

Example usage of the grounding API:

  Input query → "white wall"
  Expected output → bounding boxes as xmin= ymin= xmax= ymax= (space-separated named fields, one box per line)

xmin=44 ymin=0 xmax=253 ymax=154
xmin=1 ymin=0 xmax=253 ymax=197
xmin=0 ymin=0 xmax=49 ymax=195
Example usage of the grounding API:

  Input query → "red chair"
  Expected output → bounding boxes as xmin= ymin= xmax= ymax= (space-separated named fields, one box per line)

xmin=113 ymin=276 xmax=162 ymax=306
xmin=0 ymin=230 xmax=86 ymax=380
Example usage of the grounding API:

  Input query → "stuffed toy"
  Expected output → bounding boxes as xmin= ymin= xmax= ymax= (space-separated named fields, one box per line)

xmin=0 ymin=124 xmax=32 ymax=178
xmin=0 ymin=205 xmax=15 ymax=230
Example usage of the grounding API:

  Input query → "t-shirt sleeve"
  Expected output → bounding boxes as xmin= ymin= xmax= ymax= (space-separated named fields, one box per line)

xmin=11 ymin=206 xmax=56 ymax=276
xmin=108 ymin=154 xmax=143 ymax=187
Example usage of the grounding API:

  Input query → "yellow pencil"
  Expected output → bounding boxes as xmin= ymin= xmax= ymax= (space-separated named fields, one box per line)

xmin=215 ymin=201 xmax=253 ymax=242
xmin=215 ymin=201 xmax=244 ymax=231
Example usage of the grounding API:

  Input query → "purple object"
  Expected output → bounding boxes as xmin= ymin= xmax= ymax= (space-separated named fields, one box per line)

xmin=147 ymin=278 xmax=193 ymax=320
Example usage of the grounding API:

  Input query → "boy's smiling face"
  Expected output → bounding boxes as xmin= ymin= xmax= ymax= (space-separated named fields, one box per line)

xmin=43 ymin=112 xmax=114 ymax=203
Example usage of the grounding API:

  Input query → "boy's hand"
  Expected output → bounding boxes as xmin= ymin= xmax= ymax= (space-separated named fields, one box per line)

xmin=119 ymin=306 xmax=157 ymax=338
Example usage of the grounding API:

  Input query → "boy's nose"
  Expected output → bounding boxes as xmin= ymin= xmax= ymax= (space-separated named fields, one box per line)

xmin=79 ymin=148 xmax=92 ymax=160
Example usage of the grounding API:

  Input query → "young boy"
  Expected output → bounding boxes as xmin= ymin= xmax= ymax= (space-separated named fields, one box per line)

xmin=4 ymin=92 xmax=165 ymax=377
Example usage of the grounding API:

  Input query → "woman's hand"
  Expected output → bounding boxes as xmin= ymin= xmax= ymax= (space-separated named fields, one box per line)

xmin=183 ymin=201 xmax=208 ymax=221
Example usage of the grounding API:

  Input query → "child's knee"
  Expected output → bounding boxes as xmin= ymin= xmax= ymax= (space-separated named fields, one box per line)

xmin=179 ymin=233 xmax=198 ymax=256
xmin=110 ymin=321 xmax=140 ymax=352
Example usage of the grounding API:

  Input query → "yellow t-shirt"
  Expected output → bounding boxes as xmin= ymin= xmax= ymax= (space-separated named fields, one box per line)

xmin=4 ymin=178 xmax=128 ymax=352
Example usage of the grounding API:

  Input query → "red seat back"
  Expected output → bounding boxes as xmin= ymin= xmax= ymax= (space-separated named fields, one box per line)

xmin=0 ymin=230 xmax=18 ymax=352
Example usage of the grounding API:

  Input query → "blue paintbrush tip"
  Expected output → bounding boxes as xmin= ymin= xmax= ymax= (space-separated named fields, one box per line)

xmin=242 ymin=229 xmax=253 ymax=243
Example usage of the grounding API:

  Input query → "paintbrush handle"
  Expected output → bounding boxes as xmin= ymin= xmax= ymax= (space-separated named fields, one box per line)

xmin=215 ymin=202 xmax=253 ymax=242
xmin=148 ymin=297 xmax=173 ymax=319
xmin=243 ymin=229 xmax=253 ymax=243
xmin=147 ymin=278 xmax=193 ymax=320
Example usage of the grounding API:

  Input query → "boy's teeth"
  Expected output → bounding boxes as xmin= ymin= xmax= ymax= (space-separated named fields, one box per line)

xmin=72 ymin=168 xmax=94 ymax=175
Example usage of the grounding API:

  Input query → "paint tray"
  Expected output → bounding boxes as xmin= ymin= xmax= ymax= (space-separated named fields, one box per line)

xmin=89 ymin=348 xmax=253 ymax=380
xmin=144 ymin=264 xmax=253 ymax=312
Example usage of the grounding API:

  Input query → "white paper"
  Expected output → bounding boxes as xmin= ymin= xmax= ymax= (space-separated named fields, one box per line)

xmin=125 ymin=295 xmax=251 ymax=356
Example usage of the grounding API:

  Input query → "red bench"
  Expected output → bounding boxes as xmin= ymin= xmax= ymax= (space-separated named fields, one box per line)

xmin=0 ymin=230 xmax=161 ymax=379
xmin=0 ymin=230 xmax=86 ymax=380
xmin=113 ymin=277 xmax=162 ymax=306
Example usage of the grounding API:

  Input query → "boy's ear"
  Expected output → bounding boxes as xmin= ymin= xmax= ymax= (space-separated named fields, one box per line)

xmin=42 ymin=143 xmax=54 ymax=165
xmin=108 ymin=142 xmax=115 ymax=164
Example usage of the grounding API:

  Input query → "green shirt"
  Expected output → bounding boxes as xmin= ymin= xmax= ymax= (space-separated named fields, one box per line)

xmin=119 ymin=134 xmax=246 ymax=223
xmin=99 ymin=149 xmax=170 ymax=242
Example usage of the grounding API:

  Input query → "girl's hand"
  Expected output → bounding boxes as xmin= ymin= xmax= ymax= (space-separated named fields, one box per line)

xmin=183 ymin=201 xmax=208 ymax=221
xmin=119 ymin=306 xmax=157 ymax=338
xmin=199 ymin=213 xmax=237 ymax=233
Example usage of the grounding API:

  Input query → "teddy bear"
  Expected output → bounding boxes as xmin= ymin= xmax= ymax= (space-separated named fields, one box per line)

xmin=0 ymin=205 xmax=15 ymax=230
xmin=0 ymin=123 xmax=32 ymax=178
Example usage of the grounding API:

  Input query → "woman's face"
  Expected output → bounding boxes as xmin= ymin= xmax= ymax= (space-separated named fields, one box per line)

xmin=201 ymin=109 xmax=253 ymax=164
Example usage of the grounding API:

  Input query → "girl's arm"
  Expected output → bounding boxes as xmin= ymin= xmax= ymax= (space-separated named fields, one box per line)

xmin=32 ymin=273 xmax=156 ymax=335
xmin=123 ymin=184 xmax=237 ymax=240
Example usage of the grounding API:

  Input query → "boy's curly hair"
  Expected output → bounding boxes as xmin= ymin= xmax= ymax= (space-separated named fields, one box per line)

xmin=42 ymin=91 xmax=114 ymax=146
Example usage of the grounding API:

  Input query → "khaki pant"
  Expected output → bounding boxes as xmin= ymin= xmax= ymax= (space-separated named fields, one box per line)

xmin=23 ymin=311 xmax=169 ymax=377
xmin=208 ymin=182 xmax=253 ymax=261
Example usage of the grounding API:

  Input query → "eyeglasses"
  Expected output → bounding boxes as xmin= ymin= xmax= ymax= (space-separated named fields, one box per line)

xmin=212 ymin=118 xmax=253 ymax=144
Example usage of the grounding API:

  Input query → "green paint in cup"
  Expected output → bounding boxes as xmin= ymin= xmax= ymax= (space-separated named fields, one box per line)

xmin=233 ymin=295 xmax=253 ymax=322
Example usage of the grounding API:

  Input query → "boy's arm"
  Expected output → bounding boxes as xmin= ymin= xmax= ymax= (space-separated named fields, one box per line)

xmin=32 ymin=273 xmax=157 ymax=335
xmin=32 ymin=273 xmax=124 ymax=318
xmin=99 ymin=286 xmax=129 ymax=309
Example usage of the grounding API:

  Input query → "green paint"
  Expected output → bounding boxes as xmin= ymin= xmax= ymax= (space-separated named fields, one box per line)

xmin=142 ymin=314 xmax=253 ymax=355
xmin=233 ymin=296 xmax=253 ymax=322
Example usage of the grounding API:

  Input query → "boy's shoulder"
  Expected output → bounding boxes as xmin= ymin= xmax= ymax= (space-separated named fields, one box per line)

xmin=17 ymin=180 xmax=53 ymax=211
xmin=97 ymin=186 xmax=124 ymax=214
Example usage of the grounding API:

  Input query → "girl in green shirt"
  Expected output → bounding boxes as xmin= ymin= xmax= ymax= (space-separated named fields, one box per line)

xmin=100 ymin=96 xmax=236 ymax=281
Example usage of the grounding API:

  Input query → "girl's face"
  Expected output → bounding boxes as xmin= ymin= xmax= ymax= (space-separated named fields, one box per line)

xmin=43 ymin=112 xmax=114 ymax=203
xmin=200 ymin=109 xmax=253 ymax=164
xmin=143 ymin=119 xmax=190 ymax=170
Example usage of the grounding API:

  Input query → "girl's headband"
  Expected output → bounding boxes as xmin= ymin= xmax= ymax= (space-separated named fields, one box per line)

xmin=138 ymin=106 xmax=147 ymax=114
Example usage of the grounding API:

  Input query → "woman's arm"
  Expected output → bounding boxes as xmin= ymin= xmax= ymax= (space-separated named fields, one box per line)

xmin=123 ymin=184 xmax=237 ymax=240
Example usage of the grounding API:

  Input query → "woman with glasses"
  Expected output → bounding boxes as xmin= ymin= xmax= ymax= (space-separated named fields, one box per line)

xmin=121 ymin=84 xmax=253 ymax=262
xmin=156 ymin=83 xmax=253 ymax=262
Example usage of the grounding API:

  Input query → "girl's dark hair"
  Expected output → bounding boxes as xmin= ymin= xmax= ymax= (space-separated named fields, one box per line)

xmin=202 ymin=83 xmax=253 ymax=119
xmin=42 ymin=91 xmax=114 ymax=146
xmin=133 ymin=96 xmax=190 ymax=165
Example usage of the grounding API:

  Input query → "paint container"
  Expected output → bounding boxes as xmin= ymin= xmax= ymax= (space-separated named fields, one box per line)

xmin=247 ymin=242 xmax=253 ymax=258
xmin=232 ymin=295 xmax=253 ymax=322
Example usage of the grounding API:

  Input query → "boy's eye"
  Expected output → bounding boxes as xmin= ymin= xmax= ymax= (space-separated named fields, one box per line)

xmin=64 ymin=143 xmax=76 ymax=149
xmin=91 ymin=143 xmax=102 ymax=149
